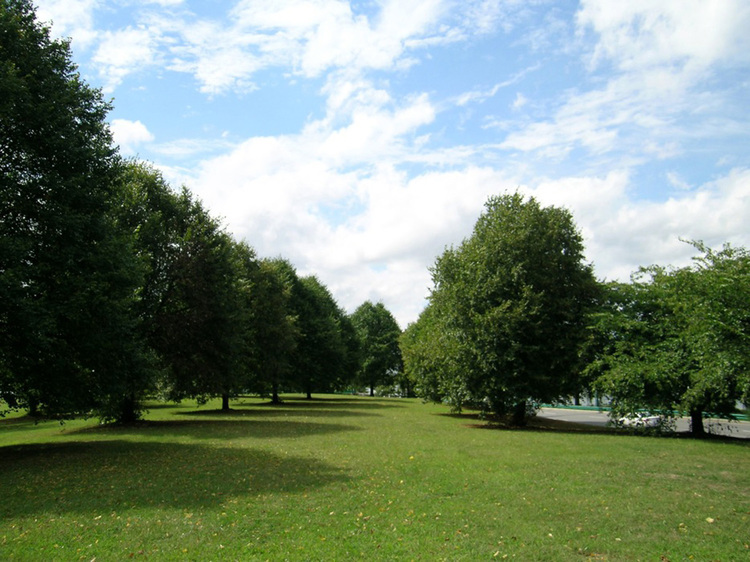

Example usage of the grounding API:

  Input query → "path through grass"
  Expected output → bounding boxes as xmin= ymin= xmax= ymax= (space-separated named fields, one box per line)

xmin=1 ymin=396 xmax=748 ymax=560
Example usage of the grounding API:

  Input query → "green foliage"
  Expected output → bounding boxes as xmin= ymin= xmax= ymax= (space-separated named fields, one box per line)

xmin=0 ymin=0 xmax=151 ymax=421
xmin=292 ymin=275 xmax=358 ymax=397
xmin=118 ymin=162 xmax=247 ymax=408
xmin=592 ymin=242 xmax=750 ymax=434
xmin=350 ymin=301 xmax=403 ymax=395
xmin=418 ymin=193 xmax=598 ymax=423
xmin=401 ymin=302 xmax=467 ymax=408
xmin=251 ymin=258 xmax=299 ymax=403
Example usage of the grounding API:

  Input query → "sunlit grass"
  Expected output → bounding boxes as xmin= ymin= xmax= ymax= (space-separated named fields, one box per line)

xmin=1 ymin=395 xmax=748 ymax=560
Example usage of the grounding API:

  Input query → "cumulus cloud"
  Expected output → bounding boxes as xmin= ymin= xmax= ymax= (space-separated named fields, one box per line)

xmin=501 ymin=1 xmax=750 ymax=162
xmin=577 ymin=0 xmax=750 ymax=72
xmin=110 ymin=119 xmax=155 ymax=155
xmin=529 ymin=168 xmax=750 ymax=283
xmin=93 ymin=27 xmax=160 ymax=91
xmin=35 ymin=0 xmax=99 ymax=47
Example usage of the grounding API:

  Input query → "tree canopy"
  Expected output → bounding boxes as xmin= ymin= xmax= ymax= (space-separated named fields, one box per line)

xmin=350 ymin=301 xmax=402 ymax=396
xmin=590 ymin=242 xmax=750 ymax=435
xmin=0 ymin=0 xmax=151 ymax=421
xmin=409 ymin=193 xmax=598 ymax=424
xmin=291 ymin=275 xmax=358 ymax=398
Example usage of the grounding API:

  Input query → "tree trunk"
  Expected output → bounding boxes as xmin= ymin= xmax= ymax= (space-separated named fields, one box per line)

xmin=689 ymin=409 xmax=705 ymax=436
xmin=511 ymin=401 xmax=527 ymax=426
xmin=272 ymin=380 xmax=281 ymax=404
xmin=306 ymin=390 xmax=312 ymax=400
xmin=118 ymin=394 xmax=138 ymax=424
xmin=574 ymin=394 xmax=580 ymax=406
xmin=221 ymin=393 xmax=230 ymax=411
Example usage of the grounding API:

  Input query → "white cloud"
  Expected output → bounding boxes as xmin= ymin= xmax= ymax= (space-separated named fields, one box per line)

xmin=189 ymin=123 xmax=750 ymax=327
xmin=150 ymin=137 xmax=235 ymax=159
xmin=37 ymin=1 xmax=541 ymax=99
xmin=577 ymin=0 xmax=750 ymax=73
xmin=455 ymin=84 xmax=501 ymax=107
xmin=500 ymin=2 xmax=750 ymax=162
xmin=145 ymin=0 xmax=184 ymax=6
xmin=511 ymin=92 xmax=527 ymax=110
xmin=529 ymin=168 xmax=750 ymax=283
xmin=44 ymin=1 xmax=750 ymax=329
xmin=500 ymin=67 xmax=691 ymax=158
xmin=34 ymin=0 xmax=99 ymax=47
xmin=130 ymin=0 xmax=509 ymax=96
xmin=110 ymin=119 xmax=155 ymax=155
xmin=93 ymin=27 xmax=159 ymax=91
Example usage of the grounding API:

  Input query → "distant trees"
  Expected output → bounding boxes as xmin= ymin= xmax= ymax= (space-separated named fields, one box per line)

xmin=404 ymin=193 xmax=598 ymax=425
xmin=293 ymin=275 xmax=359 ymax=399
xmin=351 ymin=301 xmax=403 ymax=396
xmin=107 ymin=166 xmax=365 ymax=410
xmin=250 ymin=259 xmax=299 ymax=404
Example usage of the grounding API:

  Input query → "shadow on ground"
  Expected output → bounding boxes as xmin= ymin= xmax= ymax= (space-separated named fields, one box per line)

xmin=177 ymin=407 xmax=380 ymax=420
xmin=0 ymin=440 xmax=349 ymax=519
xmin=246 ymin=396 xmax=407 ymax=409
xmin=71 ymin=418 xmax=362 ymax=440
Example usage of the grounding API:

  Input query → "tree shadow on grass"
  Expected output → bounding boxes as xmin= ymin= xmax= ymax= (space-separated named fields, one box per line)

xmin=177 ymin=407 xmax=380 ymax=420
xmin=0 ymin=440 xmax=350 ymax=520
xmin=0 ymin=414 xmax=67 ymax=434
xmin=71 ymin=418 xmax=362 ymax=441
xmin=250 ymin=396 xmax=407 ymax=409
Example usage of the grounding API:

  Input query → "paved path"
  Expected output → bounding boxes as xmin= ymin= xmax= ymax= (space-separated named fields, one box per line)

xmin=537 ymin=407 xmax=750 ymax=439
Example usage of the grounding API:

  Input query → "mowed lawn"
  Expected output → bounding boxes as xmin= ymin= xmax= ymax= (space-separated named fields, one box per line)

xmin=1 ymin=396 xmax=748 ymax=561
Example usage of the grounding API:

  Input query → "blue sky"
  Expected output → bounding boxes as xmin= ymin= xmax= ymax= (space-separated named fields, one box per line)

xmin=36 ymin=0 xmax=750 ymax=326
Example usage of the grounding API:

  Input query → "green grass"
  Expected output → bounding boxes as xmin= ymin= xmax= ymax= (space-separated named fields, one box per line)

xmin=1 ymin=396 xmax=748 ymax=561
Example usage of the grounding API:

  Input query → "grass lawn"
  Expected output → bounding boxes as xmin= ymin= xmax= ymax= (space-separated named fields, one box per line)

xmin=1 ymin=395 xmax=748 ymax=561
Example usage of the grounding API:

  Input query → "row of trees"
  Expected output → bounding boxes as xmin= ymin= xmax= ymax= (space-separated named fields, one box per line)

xmin=401 ymin=194 xmax=750 ymax=435
xmin=5 ymin=2 xmax=747 ymax=435
xmin=0 ymin=1 xmax=404 ymax=422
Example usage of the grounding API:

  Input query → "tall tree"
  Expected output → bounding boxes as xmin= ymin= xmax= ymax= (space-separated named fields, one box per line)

xmin=401 ymin=302 xmax=464 ymax=406
xmin=292 ymin=275 xmax=357 ymax=398
xmin=252 ymin=258 xmax=298 ymax=404
xmin=427 ymin=193 xmax=598 ymax=424
xmin=118 ymin=162 xmax=247 ymax=409
xmin=226 ymin=240 xmax=264 ymax=409
xmin=0 ymin=1 xmax=151 ymax=421
xmin=350 ymin=301 xmax=402 ymax=396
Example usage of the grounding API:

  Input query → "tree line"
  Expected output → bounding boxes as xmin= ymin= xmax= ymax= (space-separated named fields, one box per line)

xmin=3 ymin=1 xmax=748 ymax=435
xmin=400 ymin=194 xmax=750 ymax=435
xmin=0 ymin=1 xmax=403 ymax=422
